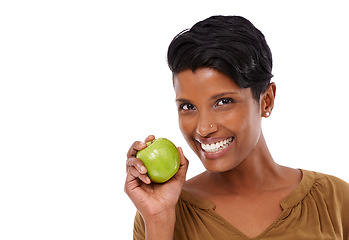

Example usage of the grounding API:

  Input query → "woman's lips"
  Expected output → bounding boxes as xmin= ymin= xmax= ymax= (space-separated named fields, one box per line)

xmin=196 ymin=137 xmax=234 ymax=160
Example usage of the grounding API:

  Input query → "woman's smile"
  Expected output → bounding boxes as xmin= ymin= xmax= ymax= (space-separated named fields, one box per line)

xmin=199 ymin=137 xmax=234 ymax=153
xmin=196 ymin=137 xmax=234 ymax=159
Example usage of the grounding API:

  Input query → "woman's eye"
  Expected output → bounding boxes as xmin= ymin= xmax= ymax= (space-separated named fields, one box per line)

xmin=216 ymin=98 xmax=234 ymax=106
xmin=179 ymin=103 xmax=196 ymax=111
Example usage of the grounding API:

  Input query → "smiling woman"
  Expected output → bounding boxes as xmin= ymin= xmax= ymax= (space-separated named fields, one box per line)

xmin=173 ymin=68 xmax=271 ymax=173
xmin=124 ymin=15 xmax=349 ymax=240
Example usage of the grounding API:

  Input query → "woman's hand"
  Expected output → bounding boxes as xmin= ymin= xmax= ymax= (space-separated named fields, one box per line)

xmin=124 ymin=135 xmax=189 ymax=221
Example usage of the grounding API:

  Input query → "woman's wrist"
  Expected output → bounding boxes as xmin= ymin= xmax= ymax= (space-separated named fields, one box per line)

xmin=144 ymin=208 xmax=176 ymax=240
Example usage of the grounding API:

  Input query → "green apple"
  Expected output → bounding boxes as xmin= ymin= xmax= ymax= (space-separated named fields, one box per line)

xmin=136 ymin=138 xmax=180 ymax=183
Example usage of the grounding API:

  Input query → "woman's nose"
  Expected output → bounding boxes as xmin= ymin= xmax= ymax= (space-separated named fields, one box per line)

xmin=196 ymin=113 xmax=217 ymax=137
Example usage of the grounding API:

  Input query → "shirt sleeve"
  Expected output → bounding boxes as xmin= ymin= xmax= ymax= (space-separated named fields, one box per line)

xmin=336 ymin=177 xmax=349 ymax=239
xmin=133 ymin=211 xmax=145 ymax=240
xmin=322 ymin=174 xmax=349 ymax=239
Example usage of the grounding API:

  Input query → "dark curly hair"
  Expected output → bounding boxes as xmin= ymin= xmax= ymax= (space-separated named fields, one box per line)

xmin=167 ymin=15 xmax=273 ymax=101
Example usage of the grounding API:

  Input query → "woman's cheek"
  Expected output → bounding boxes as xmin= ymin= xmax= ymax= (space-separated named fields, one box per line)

xmin=178 ymin=116 xmax=197 ymax=147
xmin=179 ymin=115 xmax=194 ymax=134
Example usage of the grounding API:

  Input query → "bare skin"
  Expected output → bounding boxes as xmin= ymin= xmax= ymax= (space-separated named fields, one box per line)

xmin=125 ymin=67 xmax=301 ymax=239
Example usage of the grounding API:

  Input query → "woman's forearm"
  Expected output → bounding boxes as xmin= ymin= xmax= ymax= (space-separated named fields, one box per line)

xmin=144 ymin=208 xmax=176 ymax=240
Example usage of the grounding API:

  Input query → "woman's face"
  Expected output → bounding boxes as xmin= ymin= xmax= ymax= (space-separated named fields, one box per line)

xmin=174 ymin=68 xmax=264 ymax=172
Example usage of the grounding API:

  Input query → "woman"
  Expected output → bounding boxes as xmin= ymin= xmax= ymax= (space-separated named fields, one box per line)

xmin=125 ymin=16 xmax=349 ymax=239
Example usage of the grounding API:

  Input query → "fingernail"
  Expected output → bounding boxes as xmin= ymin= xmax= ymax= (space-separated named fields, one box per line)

xmin=146 ymin=177 xmax=151 ymax=184
xmin=141 ymin=166 xmax=146 ymax=172
xmin=140 ymin=143 xmax=146 ymax=148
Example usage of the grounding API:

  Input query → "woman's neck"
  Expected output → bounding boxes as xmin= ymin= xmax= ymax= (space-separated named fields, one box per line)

xmin=206 ymin=133 xmax=284 ymax=195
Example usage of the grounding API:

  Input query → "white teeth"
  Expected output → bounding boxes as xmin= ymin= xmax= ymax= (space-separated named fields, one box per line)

xmin=201 ymin=137 xmax=233 ymax=153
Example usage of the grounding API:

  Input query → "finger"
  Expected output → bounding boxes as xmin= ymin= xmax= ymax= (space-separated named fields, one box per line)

xmin=127 ymin=166 xmax=151 ymax=185
xmin=127 ymin=141 xmax=147 ymax=158
xmin=144 ymin=135 xmax=155 ymax=143
xmin=178 ymin=147 xmax=189 ymax=169
xmin=126 ymin=157 xmax=148 ymax=174
xmin=174 ymin=147 xmax=189 ymax=181
xmin=124 ymin=168 xmax=142 ymax=196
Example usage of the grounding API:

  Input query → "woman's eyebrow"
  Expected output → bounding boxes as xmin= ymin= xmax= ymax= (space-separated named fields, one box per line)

xmin=210 ymin=92 xmax=238 ymax=100
xmin=176 ymin=92 xmax=238 ymax=103
xmin=175 ymin=98 xmax=190 ymax=103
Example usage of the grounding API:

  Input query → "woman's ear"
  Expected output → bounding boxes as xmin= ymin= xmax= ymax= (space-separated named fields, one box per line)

xmin=261 ymin=82 xmax=276 ymax=118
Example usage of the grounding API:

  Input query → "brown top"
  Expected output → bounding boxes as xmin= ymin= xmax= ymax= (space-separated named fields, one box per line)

xmin=133 ymin=169 xmax=349 ymax=239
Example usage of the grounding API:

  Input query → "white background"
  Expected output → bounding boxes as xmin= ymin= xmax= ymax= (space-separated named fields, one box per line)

xmin=1 ymin=0 xmax=348 ymax=239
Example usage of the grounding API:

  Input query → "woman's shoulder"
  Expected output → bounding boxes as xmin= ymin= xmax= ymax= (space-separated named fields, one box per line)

xmin=305 ymin=170 xmax=349 ymax=230
xmin=309 ymin=170 xmax=349 ymax=194
xmin=302 ymin=169 xmax=349 ymax=208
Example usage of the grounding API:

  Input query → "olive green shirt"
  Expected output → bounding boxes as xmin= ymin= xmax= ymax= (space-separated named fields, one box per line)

xmin=133 ymin=170 xmax=349 ymax=239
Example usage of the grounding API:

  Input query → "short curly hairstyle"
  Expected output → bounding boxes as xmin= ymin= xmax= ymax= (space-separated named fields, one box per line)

xmin=167 ymin=15 xmax=273 ymax=101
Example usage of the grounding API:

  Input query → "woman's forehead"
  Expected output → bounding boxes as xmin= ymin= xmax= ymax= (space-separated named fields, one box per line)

xmin=174 ymin=68 xmax=241 ymax=95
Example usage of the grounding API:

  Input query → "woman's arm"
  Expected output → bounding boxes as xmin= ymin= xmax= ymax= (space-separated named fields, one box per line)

xmin=125 ymin=135 xmax=188 ymax=240
xmin=143 ymin=208 xmax=176 ymax=239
